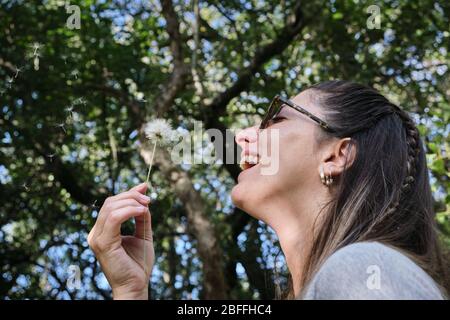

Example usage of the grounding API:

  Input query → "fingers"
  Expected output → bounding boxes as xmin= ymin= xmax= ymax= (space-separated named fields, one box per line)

xmin=111 ymin=188 xmax=150 ymax=206
xmin=88 ymin=182 xmax=152 ymax=246
xmin=101 ymin=206 xmax=147 ymax=238
xmin=134 ymin=208 xmax=152 ymax=241
xmin=90 ymin=183 xmax=151 ymax=238
xmin=99 ymin=198 xmax=144 ymax=228
xmin=130 ymin=182 xmax=148 ymax=195
xmin=106 ymin=198 xmax=145 ymax=212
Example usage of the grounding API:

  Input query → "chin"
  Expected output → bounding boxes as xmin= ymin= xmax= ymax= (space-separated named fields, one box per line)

xmin=231 ymin=163 xmax=279 ymax=218
xmin=231 ymin=182 xmax=247 ymax=210
xmin=231 ymin=179 xmax=268 ymax=222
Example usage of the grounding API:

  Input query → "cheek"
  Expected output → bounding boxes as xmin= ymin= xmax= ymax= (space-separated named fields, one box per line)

xmin=275 ymin=130 xmax=316 ymax=185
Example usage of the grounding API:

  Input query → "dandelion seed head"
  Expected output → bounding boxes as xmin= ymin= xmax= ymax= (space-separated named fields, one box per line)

xmin=144 ymin=118 xmax=180 ymax=146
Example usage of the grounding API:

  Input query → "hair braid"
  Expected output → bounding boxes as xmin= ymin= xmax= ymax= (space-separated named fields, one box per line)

xmin=384 ymin=104 xmax=421 ymax=216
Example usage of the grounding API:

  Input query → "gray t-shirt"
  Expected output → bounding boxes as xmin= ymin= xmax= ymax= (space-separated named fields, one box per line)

xmin=301 ymin=241 xmax=445 ymax=300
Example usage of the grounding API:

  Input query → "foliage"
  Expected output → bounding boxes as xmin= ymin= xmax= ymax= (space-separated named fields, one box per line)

xmin=0 ymin=0 xmax=449 ymax=299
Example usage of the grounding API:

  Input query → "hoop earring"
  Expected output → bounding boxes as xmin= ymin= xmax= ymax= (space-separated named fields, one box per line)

xmin=319 ymin=164 xmax=326 ymax=186
xmin=326 ymin=168 xmax=333 ymax=187
xmin=319 ymin=164 xmax=333 ymax=187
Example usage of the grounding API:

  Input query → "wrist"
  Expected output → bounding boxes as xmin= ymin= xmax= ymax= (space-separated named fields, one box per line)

xmin=112 ymin=286 xmax=148 ymax=300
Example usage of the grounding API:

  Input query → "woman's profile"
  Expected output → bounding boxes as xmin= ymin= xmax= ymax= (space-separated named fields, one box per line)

xmin=87 ymin=80 xmax=447 ymax=300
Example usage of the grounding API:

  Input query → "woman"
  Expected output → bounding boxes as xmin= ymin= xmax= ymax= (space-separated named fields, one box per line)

xmin=88 ymin=80 xmax=447 ymax=299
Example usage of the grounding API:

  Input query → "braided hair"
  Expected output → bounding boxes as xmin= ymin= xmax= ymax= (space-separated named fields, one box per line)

xmin=383 ymin=104 xmax=421 ymax=217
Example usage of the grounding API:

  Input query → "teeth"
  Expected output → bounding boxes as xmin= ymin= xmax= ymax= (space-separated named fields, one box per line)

xmin=239 ymin=159 xmax=247 ymax=170
xmin=239 ymin=155 xmax=259 ymax=170
xmin=248 ymin=155 xmax=258 ymax=164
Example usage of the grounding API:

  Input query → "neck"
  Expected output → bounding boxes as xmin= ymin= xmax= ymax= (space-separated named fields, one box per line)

xmin=268 ymin=187 xmax=329 ymax=297
xmin=278 ymin=226 xmax=310 ymax=297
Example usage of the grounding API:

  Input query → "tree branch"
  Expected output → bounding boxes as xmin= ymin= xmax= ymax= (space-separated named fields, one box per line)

xmin=154 ymin=0 xmax=190 ymax=117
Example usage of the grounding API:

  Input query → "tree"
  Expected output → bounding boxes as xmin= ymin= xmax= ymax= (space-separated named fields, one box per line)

xmin=0 ymin=0 xmax=449 ymax=299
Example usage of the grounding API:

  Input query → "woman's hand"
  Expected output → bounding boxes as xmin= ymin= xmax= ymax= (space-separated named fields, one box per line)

xmin=87 ymin=183 xmax=154 ymax=300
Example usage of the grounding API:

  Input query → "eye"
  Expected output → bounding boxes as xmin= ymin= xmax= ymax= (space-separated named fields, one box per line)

xmin=268 ymin=116 xmax=286 ymax=126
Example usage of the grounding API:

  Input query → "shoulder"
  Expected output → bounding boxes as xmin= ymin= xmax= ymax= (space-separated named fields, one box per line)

xmin=301 ymin=241 xmax=444 ymax=300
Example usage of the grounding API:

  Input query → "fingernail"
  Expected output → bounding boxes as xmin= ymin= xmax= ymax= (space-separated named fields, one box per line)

xmin=139 ymin=206 xmax=146 ymax=212
xmin=140 ymin=194 xmax=151 ymax=202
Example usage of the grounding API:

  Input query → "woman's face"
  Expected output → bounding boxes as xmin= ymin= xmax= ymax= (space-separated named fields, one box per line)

xmin=231 ymin=89 xmax=327 ymax=227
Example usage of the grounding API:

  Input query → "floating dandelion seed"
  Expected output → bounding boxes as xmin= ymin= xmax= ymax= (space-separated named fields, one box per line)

xmin=65 ymin=105 xmax=75 ymax=119
xmin=46 ymin=153 xmax=56 ymax=162
xmin=0 ymin=89 xmax=5 ymax=96
xmin=32 ymin=42 xmax=41 ymax=56
xmin=33 ymin=55 xmax=40 ymax=71
xmin=90 ymin=200 xmax=98 ymax=209
xmin=71 ymin=70 xmax=79 ymax=79
xmin=78 ymin=97 xmax=87 ymax=106
xmin=22 ymin=183 xmax=29 ymax=191
xmin=55 ymin=122 xmax=66 ymax=133
xmin=72 ymin=97 xmax=86 ymax=108
xmin=14 ymin=66 xmax=23 ymax=78
xmin=5 ymin=79 xmax=13 ymax=89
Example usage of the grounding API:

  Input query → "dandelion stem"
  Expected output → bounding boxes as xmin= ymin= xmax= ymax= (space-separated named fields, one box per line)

xmin=143 ymin=140 xmax=157 ymax=275
xmin=145 ymin=141 xmax=157 ymax=186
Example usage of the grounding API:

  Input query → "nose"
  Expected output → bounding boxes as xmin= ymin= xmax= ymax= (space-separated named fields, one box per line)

xmin=235 ymin=125 xmax=259 ymax=152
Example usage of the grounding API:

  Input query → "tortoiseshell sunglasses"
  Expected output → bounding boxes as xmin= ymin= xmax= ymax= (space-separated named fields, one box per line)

xmin=259 ymin=95 xmax=335 ymax=133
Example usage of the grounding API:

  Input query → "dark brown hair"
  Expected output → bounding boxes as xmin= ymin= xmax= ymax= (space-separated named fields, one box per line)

xmin=288 ymin=80 xmax=448 ymax=298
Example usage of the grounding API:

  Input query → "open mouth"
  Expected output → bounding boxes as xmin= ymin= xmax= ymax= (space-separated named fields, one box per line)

xmin=239 ymin=154 xmax=260 ymax=171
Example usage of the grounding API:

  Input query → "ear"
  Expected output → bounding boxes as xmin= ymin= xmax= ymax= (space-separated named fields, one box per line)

xmin=322 ymin=137 xmax=356 ymax=176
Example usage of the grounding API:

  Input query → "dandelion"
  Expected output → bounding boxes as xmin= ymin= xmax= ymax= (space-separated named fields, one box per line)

xmin=143 ymin=118 xmax=180 ymax=185
xmin=142 ymin=118 xmax=181 ymax=269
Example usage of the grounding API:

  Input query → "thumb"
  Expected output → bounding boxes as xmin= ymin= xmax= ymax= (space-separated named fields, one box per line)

xmin=130 ymin=182 xmax=148 ymax=195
